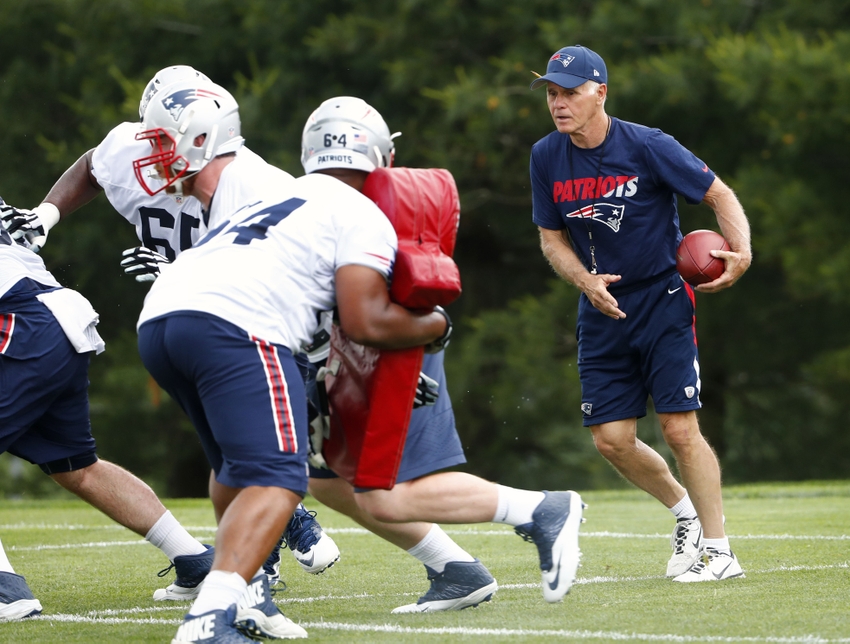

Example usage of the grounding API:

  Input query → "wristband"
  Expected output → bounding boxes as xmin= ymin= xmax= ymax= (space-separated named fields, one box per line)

xmin=34 ymin=203 xmax=61 ymax=232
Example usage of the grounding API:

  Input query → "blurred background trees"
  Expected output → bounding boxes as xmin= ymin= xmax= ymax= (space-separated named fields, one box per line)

xmin=1 ymin=0 xmax=849 ymax=497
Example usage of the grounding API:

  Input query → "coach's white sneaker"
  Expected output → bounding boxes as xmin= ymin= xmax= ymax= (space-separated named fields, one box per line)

xmin=673 ymin=547 xmax=744 ymax=582
xmin=666 ymin=517 xmax=702 ymax=577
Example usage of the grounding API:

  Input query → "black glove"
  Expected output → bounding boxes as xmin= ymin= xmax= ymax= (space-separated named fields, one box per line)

xmin=0 ymin=201 xmax=49 ymax=252
xmin=120 ymin=246 xmax=171 ymax=282
xmin=413 ymin=371 xmax=439 ymax=408
xmin=423 ymin=305 xmax=452 ymax=354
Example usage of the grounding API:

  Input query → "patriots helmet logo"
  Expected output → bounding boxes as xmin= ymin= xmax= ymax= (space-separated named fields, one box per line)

xmin=565 ymin=203 xmax=626 ymax=232
xmin=161 ymin=88 xmax=222 ymax=122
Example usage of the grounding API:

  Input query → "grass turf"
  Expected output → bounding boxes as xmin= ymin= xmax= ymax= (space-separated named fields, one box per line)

xmin=1 ymin=481 xmax=848 ymax=642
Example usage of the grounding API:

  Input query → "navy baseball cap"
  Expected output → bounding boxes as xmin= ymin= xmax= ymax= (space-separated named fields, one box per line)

xmin=530 ymin=45 xmax=608 ymax=90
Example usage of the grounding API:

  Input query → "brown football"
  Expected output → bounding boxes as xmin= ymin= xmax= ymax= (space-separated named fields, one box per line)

xmin=676 ymin=229 xmax=729 ymax=285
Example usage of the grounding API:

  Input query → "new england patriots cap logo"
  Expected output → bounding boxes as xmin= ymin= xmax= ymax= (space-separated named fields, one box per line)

xmin=551 ymin=53 xmax=576 ymax=68
xmin=161 ymin=88 xmax=223 ymax=122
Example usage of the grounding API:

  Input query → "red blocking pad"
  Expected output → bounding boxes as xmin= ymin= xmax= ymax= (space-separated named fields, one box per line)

xmin=323 ymin=167 xmax=461 ymax=489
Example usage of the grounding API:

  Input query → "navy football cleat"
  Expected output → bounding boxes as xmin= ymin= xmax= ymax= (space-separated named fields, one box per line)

xmin=171 ymin=604 xmax=253 ymax=643
xmin=234 ymin=574 xmax=307 ymax=639
xmin=283 ymin=504 xmax=340 ymax=574
xmin=154 ymin=545 xmax=214 ymax=601
xmin=514 ymin=490 xmax=584 ymax=603
xmin=0 ymin=572 xmax=42 ymax=622
xmin=392 ymin=559 xmax=498 ymax=613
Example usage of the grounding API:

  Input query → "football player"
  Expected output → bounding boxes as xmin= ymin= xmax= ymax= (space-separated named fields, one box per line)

xmin=0 ymin=206 xmax=212 ymax=621
xmin=0 ymin=65 xmax=340 ymax=598
xmin=300 ymin=97 xmax=585 ymax=612
xmin=133 ymin=80 xmax=454 ymax=642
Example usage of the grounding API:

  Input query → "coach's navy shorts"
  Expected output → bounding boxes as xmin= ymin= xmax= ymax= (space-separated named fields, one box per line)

xmin=0 ymin=279 xmax=97 ymax=468
xmin=308 ymin=350 xmax=467 ymax=488
xmin=138 ymin=312 xmax=308 ymax=495
xmin=576 ymin=271 xmax=703 ymax=427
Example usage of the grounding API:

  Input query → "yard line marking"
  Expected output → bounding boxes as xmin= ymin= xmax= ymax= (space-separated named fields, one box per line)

xmin=31 ymin=614 xmax=850 ymax=642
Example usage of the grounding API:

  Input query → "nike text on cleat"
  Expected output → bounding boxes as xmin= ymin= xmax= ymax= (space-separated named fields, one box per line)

xmin=514 ymin=490 xmax=584 ymax=603
xmin=673 ymin=547 xmax=745 ymax=583
xmin=154 ymin=545 xmax=214 ymax=601
xmin=171 ymin=604 xmax=254 ymax=643
xmin=391 ymin=560 xmax=498 ymax=613
xmin=666 ymin=517 xmax=702 ymax=577
xmin=234 ymin=574 xmax=307 ymax=639
xmin=283 ymin=503 xmax=340 ymax=574
xmin=0 ymin=572 xmax=42 ymax=622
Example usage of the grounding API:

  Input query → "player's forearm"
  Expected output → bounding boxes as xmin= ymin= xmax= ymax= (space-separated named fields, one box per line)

xmin=341 ymin=303 xmax=447 ymax=350
xmin=41 ymin=149 xmax=103 ymax=219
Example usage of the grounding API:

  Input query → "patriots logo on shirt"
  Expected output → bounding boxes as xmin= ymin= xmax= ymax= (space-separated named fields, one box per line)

xmin=565 ymin=203 xmax=625 ymax=232
xmin=161 ymin=88 xmax=223 ymax=122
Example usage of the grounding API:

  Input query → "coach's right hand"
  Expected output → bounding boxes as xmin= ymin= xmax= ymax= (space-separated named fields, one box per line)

xmin=580 ymin=273 xmax=626 ymax=320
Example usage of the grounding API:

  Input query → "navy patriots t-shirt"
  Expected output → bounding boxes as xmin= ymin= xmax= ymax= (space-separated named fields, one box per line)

xmin=531 ymin=117 xmax=715 ymax=291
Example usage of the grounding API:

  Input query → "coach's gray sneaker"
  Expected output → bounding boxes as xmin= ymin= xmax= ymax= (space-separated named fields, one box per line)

xmin=172 ymin=604 xmax=253 ymax=643
xmin=234 ymin=573 xmax=307 ymax=639
xmin=514 ymin=490 xmax=584 ymax=603
xmin=392 ymin=559 xmax=498 ymax=613
xmin=666 ymin=517 xmax=702 ymax=577
xmin=673 ymin=547 xmax=744 ymax=583
xmin=154 ymin=545 xmax=214 ymax=601
xmin=0 ymin=572 xmax=42 ymax=622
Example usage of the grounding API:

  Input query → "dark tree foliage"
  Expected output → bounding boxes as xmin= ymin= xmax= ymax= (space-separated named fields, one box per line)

xmin=2 ymin=0 xmax=849 ymax=495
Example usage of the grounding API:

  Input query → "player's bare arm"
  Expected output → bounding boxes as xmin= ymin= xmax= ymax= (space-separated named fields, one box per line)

xmin=41 ymin=148 xmax=103 ymax=218
xmin=697 ymin=176 xmax=752 ymax=293
xmin=335 ymin=264 xmax=448 ymax=349
xmin=539 ymin=226 xmax=626 ymax=319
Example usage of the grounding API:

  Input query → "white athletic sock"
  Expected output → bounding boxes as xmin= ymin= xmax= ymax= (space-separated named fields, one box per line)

xmin=492 ymin=485 xmax=546 ymax=526
xmin=703 ymin=537 xmax=730 ymax=553
xmin=145 ymin=510 xmax=208 ymax=562
xmin=406 ymin=524 xmax=475 ymax=574
xmin=188 ymin=570 xmax=247 ymax=616
xmin=669 ymin=494 xmax=698 ymax=521
xmin=0 ymin=538 xmax=15 ymax=574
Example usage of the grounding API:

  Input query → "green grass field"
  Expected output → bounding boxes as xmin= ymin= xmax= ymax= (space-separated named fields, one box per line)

xmin=1 ymin=481 xmax=848 ymax=643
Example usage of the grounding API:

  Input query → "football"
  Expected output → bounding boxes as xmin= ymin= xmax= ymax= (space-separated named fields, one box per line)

xmin=676 ymin=229 xmax=730 ymax=285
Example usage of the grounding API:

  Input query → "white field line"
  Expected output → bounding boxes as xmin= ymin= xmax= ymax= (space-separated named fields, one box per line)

xmin=6 ymin=526 xmax=849 ymax=553
xmin=30 ymin=614 xmax=850 ymax=642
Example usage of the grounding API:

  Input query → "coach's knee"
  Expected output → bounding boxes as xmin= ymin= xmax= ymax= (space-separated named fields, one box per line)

xmin=590 ymin=426 xmax=635 ymax=464
xmin=659 ymin=412 xmax=704 ymax=456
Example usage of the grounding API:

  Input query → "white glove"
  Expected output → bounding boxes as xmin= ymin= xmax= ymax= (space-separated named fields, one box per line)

xmin=120 ymin=246 xmax=171 ymax=282
xmin=0 ymin=202 xmax=60 ymax=253
xmin=413 ymin=371 xmax=439 ymax=408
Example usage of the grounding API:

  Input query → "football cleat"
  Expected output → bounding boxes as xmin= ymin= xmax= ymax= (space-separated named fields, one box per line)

xmin=514 ymin=490 xmax=584 ymax=603
xmin=154 ymin=545 xmax=214 ymax=601
xmin=234 ymin=574 xmax=307 ymax=639
xmin=673 ymin=547 xmax=745 ymax=583
xmin=666 ymin=517 xmax=702 ymax=577
xmin=392 ymin=559 xmax=498 ymax=613
xmin=0 ymin=572 xmax=42 ymax=622
xmin=172 ymin=604 xmax=253 ymax=643
xmin=283 ymin=504 xmax=340 ymax=574
xmin=262 ymin=533 xmax=284 ymax=586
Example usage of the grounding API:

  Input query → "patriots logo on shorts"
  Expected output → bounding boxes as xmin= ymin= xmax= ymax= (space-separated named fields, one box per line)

xmin=580 ymin=402 xmax=592 ymax=416
xmin=161 ymin=88 xmax=223 ymax=122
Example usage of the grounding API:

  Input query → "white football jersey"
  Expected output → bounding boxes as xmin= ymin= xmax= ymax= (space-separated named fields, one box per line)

xmin=90 ymin=121 xmax=272 ymax=260
xmin=138 ymin=172 xmax=397 ymax=353
xmin=0 ymin=233 xmax=61 ymax=298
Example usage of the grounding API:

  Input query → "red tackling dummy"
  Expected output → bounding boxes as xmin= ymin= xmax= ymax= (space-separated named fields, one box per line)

xmin=322 ymin=167 xmax=461 ymax=489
